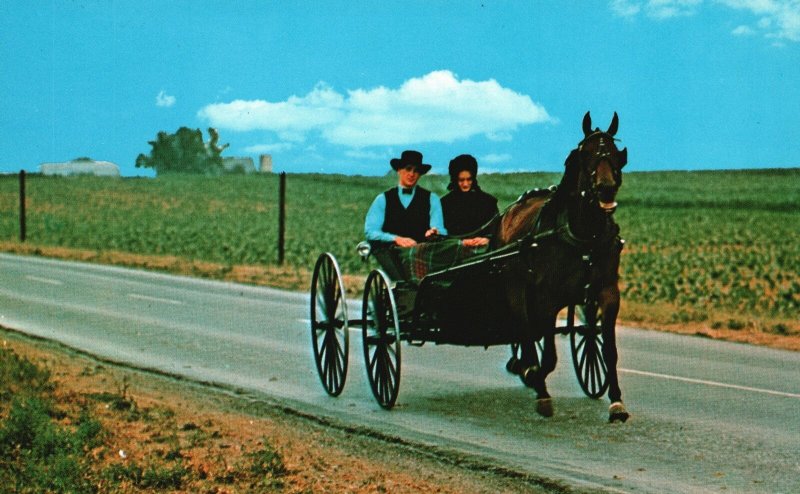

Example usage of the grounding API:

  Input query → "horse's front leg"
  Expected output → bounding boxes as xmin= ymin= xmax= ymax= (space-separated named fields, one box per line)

xmin=599 ymin=285 xmax=630 ymax=423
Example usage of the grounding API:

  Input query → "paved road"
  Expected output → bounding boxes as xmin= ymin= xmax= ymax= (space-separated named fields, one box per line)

xmin=1 ymin=253 xmax=798 ymax=493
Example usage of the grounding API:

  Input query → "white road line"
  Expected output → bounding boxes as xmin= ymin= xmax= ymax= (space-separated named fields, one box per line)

xmin=620 ymin=368 xmax=800 ymax=399
xmin=127 ymin=293 xmax=183 ymax=305
xmin=25 ymin=275 xmax=63 ymax=286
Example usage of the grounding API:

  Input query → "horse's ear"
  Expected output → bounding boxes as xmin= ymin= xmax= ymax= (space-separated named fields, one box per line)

xmin=582 ymin=112 xmax=592 ymax=136
xmin=607 ymin=112 xmax=619 ymax=137
xmin=619 ymin=147 xmax=627 ymax=168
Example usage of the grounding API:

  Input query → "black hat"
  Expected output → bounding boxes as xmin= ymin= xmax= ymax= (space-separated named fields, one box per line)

xmin=448 ymin=154 xmax=478 ymax=181
xmin=390 ymin=150 xmax=431 ymax=175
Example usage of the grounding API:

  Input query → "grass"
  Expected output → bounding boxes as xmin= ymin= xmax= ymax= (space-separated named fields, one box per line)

xmin=0 ymin=169 xmax=798 ymax=335
xmin=0 ymin=346 xmax=292 ymax=493
xmin=0 ymin=348 xmax=98 ymax=493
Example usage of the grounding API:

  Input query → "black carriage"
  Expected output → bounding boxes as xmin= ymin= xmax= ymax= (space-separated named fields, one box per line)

xmin=311 ymin=112 xmax=629 ymax=421
xmin=310 ymin=237 xmax=611 ymax=410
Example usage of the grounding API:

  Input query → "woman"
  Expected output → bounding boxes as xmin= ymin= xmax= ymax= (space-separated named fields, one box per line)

xmin=441 ymin=154 xmax=499 ymax=247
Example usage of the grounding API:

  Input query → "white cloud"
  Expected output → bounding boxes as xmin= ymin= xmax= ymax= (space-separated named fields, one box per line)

xmin=345 ymin=149 xmax=386 ymax=160
xmin=732 ymin=24 xmax=756 ymax=34
xmin=612 ymin=0 xmax=800 ymax=41
xmin=198 ymin=83 xmax=344 ymax=140
xmin=717 ymin=0 xmax=800 ymax=41
xmin=481 ymin=153 xmax=513 ymax=164
xmin=244 ymin=143 xmax=293 ymax=153
xmin=649 ymin=0 xmax=702 ymax=18
xmin=156 ymin=90 xmax=176 ymax=108
xmin=611 ymin=0 xmax=701 ymax=19
xmin=486 ymin=131 xmax=514 ymax=142
xmin=198 ymin=70 xmax=551 ymax=149
xmin=610 ymin=0 xmax=642 ymax=17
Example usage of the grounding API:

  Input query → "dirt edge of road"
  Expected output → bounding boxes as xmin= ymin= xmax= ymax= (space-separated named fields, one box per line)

xmin=2 ymin=328 xmax=578 ymax=494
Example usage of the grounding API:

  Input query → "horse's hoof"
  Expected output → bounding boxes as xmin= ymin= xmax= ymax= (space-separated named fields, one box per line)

xmin=505 ymin=356 xmax=521 ymax=375
xmin=520 ymin=365 xmax=539 ymax=388
xmin=536 ymin=398 xmax=554 ymax=418
xmin=609 ymin=402 xmax=630 ymax=423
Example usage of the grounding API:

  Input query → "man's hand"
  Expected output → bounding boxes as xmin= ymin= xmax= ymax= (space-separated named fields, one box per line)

xmin=424 ymin=228 xmax=439 ymax=238
xmin=461 ymin=237 xmax=489 ymax=247
xmin=394 ymin=236 xmax=417 ymax=248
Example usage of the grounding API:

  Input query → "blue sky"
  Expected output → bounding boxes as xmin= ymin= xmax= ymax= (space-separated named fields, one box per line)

xmin=1 ymin=1 xmax=798 ymax=177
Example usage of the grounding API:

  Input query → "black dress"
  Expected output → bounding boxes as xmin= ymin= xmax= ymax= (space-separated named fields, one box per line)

xmin=441 ymin=188 xmax=499 ymax=236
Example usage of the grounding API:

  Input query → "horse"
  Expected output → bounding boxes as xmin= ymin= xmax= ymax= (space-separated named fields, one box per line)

xmin=496 ymin=111 xmax=630 ymax=422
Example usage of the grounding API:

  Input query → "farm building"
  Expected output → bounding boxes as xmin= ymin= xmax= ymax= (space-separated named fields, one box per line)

xmin=40 ymin=159 xmax=120 ymax=177
xmin=222 ymin=157 xmax=256 ymax=174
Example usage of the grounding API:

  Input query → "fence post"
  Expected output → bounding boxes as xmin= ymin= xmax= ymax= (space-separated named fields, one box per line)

xmin=278 ymin=171 xmax=286 ymax=265
xmin=19 ymin=170 xmax=26 ymax=242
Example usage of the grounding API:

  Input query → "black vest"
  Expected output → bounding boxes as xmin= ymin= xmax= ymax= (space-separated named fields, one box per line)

xmin=383 ymin=187 xmax=431 ymax=243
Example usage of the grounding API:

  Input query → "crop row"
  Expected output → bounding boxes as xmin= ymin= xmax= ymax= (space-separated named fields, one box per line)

xmin=0 ymin=169 xmax=798 ymax=320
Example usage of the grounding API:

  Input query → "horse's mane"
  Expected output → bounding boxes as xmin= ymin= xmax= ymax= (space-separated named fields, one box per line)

xmin=550 ymin=149 xmax=580 ymax=208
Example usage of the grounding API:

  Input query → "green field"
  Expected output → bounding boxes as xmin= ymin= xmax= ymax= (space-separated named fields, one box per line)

xmin=1 ymin=169 xmax=798 ymax=328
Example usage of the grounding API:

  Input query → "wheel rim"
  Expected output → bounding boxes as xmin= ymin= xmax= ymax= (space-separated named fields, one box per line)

xmin=362 ymin=271 xmax=401 ymax=409
xmin=310 ymin=253 xmax=348 ymax=396
xmin=570 ymin=304 xmax=609 ymax=399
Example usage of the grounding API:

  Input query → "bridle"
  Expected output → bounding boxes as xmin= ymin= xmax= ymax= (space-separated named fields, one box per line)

xmin=575 ymin=131 xmax=624 ymax=213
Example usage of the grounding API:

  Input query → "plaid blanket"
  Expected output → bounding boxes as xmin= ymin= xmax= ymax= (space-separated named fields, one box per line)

xmin=397 ymin=239 xmax=487 ymax=284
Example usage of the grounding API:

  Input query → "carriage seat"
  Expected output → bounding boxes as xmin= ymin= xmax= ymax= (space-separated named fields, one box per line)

xmin=357 ymin=236 xmax=489 ymax=288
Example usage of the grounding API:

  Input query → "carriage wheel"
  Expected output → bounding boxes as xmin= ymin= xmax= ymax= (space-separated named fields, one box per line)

xmin=310 ymin=253 xmax=349 ymax=397
xmin=362 ymin=270 xmax=401 ymax=409
xmin=570 ymin=303 xmax=609 ymax=399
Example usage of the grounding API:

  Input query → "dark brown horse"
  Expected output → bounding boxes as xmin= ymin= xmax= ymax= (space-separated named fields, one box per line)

xmin=496 ymin=112 xmax=629 ymax=422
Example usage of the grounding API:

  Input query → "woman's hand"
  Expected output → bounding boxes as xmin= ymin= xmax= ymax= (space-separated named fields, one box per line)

xmin=461 ymin=237 xmax=489 ymax=247
xmin=424 ymin=227 xmax=440 ymax=238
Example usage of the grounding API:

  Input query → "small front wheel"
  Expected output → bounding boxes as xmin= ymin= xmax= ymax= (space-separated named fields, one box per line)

xmin=362 ymin=270 xmax=401 ymax=409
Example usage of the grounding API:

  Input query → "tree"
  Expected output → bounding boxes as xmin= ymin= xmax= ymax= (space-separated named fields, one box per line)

xmin=136 ymin=127 xmax=229 ymax=176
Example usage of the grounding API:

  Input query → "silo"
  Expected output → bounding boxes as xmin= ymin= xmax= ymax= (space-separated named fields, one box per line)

xmin=259 ymin=154 xmax=273 ymax=173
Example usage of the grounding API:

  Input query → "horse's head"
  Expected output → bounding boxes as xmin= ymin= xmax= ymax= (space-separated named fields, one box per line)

xmin=568 ymin=112 xmax=627 ymax=214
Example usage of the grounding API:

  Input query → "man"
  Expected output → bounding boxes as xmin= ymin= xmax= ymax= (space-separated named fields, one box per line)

xmin=364 ymin=150 xmax=447 ymax=248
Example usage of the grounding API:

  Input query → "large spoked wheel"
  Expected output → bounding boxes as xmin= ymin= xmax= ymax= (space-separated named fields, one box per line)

xmin=310 ymin=253 xmax=349 ymax=397
xmin=362 ymin=270 xmax=401 ymax=409
xmin=570 ymin=303 xmax=609 ymax=399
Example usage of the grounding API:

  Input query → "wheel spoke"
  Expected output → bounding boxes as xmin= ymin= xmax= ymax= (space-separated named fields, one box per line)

xmin=570 ymin=304 xmax=610 ymax=398
xmin=582 ymin=346 xmax=592 ymax=388
xmin=578 ymin=337 xmax=589 ymax=370
xmin=575 ymin=334 xmax=586 ymax=354
xmin=368 ymin=345 xmax=379 ymax=374
xmin=310 ymin=254 xmax=349 ymax=397
xmin=588 ymin=347 xmax=598 ymax=392
xmin=361 ymin=271 xmax=400 ymax=408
